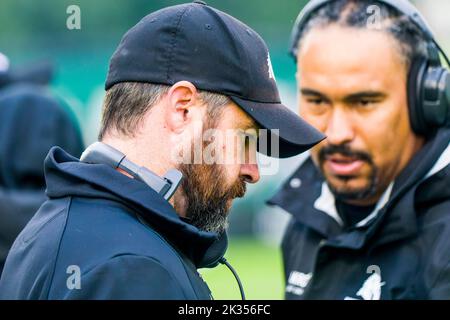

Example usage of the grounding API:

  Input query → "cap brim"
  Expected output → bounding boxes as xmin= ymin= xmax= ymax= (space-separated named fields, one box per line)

xmin=230 ymin=96 xmax=326 ymax=158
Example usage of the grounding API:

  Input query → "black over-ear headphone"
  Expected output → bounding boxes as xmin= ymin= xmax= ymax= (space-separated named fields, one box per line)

xmin=290 ymin=0 xmax=450 ymax=137
xmin=80 ymin=142 xmax=183 ymax=200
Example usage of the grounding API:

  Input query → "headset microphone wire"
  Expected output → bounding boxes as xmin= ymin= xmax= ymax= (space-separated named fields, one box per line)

xmin=219 ymin=257 xmax=246 ymax=300
xmin=433 ymin=40 xmax=450 ymax=67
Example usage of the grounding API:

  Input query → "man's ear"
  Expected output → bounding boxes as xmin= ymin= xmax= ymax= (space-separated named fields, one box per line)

xmin=164 ymin=81 xmax=202 ymax=133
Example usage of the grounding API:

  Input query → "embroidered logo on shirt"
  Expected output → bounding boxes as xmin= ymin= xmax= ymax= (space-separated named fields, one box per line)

xmin=286 ymin=271 xmax=312 ymax=296
xmin=345 ymin=265 xmax=385 ymax=300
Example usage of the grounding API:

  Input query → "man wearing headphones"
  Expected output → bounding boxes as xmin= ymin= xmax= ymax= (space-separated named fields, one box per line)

xmin=0 ymin=2 xmax=323 ymax=299
xmin=269 ymin=0 xmax=450 ymax=299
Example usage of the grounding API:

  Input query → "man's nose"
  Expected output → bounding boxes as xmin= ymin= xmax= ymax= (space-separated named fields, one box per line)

xmin=325 ymin=108 xmax=355 ymax=145
xmin=239 ymin=163 xmax=260 ymax=184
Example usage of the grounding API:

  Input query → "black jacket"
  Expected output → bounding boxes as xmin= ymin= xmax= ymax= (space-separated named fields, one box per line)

xmin=0 ymin=147 xmax=226 ymax=299
xmin=269 ymin=128 xmax=450 ymax=300
xmin=0 ymin=84 xmax=84 ymax=275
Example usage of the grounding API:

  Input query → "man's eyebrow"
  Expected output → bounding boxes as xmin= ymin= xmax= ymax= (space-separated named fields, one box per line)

xmin=300 ymin=88 xmax=331 ymax=102
xmin=301 ymin=88 xmax=325 ymax=96
xmin=301 ymin=88 xmax=386 ymax=102
xmin=343 ymin=91 xmax=387 ymax=101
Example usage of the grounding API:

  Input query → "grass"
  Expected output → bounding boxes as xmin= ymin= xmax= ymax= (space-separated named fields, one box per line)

xmin=199 ymin=237 xmax=284 ymax=300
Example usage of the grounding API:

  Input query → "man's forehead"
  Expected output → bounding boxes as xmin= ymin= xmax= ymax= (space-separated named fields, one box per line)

xmin=297 ymin=25 xmax=405 ymax=74
xmin=296 ymin=25 xmax=407 ymax=95
xmin=299 ymin=69 xmax=389 ymax=95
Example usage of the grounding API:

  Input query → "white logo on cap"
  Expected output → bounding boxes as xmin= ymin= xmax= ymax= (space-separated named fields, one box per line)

xmin=267 ymin=53 xmax=276 ymax=81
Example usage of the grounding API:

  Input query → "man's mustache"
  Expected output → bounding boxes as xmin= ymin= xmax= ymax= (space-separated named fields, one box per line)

xmin=318 ymin=144 xmax=373 ymax=165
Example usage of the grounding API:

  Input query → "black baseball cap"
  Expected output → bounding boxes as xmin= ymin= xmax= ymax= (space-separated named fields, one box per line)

xmin=105 ymin=1 xmax=325 ymax=158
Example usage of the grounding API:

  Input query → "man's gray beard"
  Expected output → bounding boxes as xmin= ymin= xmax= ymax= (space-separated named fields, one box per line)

xmin=176 ymin=162 xmax=244 ymax=234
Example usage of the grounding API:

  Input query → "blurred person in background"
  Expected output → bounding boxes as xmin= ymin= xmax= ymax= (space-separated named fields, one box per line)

xmin=269 ymin=0 xmax=450 ymax=299
xmin=0 ymin=52 xmax=85 ymax=275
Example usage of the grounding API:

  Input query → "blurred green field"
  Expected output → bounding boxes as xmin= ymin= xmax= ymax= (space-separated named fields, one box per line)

xmin=199 ymin=237 xmax=284 ymax=300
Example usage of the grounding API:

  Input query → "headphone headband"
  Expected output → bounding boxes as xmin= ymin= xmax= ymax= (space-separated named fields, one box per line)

xmin=290 ymin=0 xmax=436 ymax=58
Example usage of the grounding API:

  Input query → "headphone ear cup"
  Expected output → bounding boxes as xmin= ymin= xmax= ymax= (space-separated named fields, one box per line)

xmin=444 ymin=71 xmax=450 ymax=127
xmin=407 ymin=57 xmax=428 ymax=136
xmin=423 ymin=66 xmax=450 ymax=130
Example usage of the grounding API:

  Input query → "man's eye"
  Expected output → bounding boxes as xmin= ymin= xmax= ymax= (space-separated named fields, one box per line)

xmin=307 ymin=98 xmax=325 ymax=105
xmin=359 ymin=99 xmax=371 ymax=106
xmin=354 ymin=99 xmax=378 ymax=107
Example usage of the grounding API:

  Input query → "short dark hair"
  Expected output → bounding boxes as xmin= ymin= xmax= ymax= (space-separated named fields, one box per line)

xmin=98 ymin=82 xmax=231 ymax=140
xmin=292 ymin=0 xmax=429 ymax=70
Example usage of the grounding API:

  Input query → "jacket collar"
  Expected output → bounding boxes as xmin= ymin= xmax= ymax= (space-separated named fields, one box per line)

xmin=44 ymin=146 xmax=227 ymax=268
xmin=268 ymin=158 xmax=343 ymax=238
xmin=370 ymin=129 xmax=450 ymax=247
xmin=269 ymin=128 xmax=450 ymax=248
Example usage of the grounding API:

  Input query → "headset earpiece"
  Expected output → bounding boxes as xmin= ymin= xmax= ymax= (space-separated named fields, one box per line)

xmin=421 ymin=61 xmax=450 ymax=129
xmin=80 ymin=142 xmax=183 ymax=200
xmin=407 ymin=57 xmax=428 ymax=136
xmin=408 ymin=53 xmax=450 ymax=137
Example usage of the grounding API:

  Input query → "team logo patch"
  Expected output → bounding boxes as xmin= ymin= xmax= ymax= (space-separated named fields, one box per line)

xmin=345 ymin=265 xmax=385 ymax=300
xmin=286 ymin=271 xmax=312 ymax=296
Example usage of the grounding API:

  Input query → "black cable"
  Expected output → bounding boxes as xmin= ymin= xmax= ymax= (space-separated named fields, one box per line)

xmin=434 ymin=39 xmax=450 ymax=68
xmin=219 ymin=257 xmax=246 ymax=300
